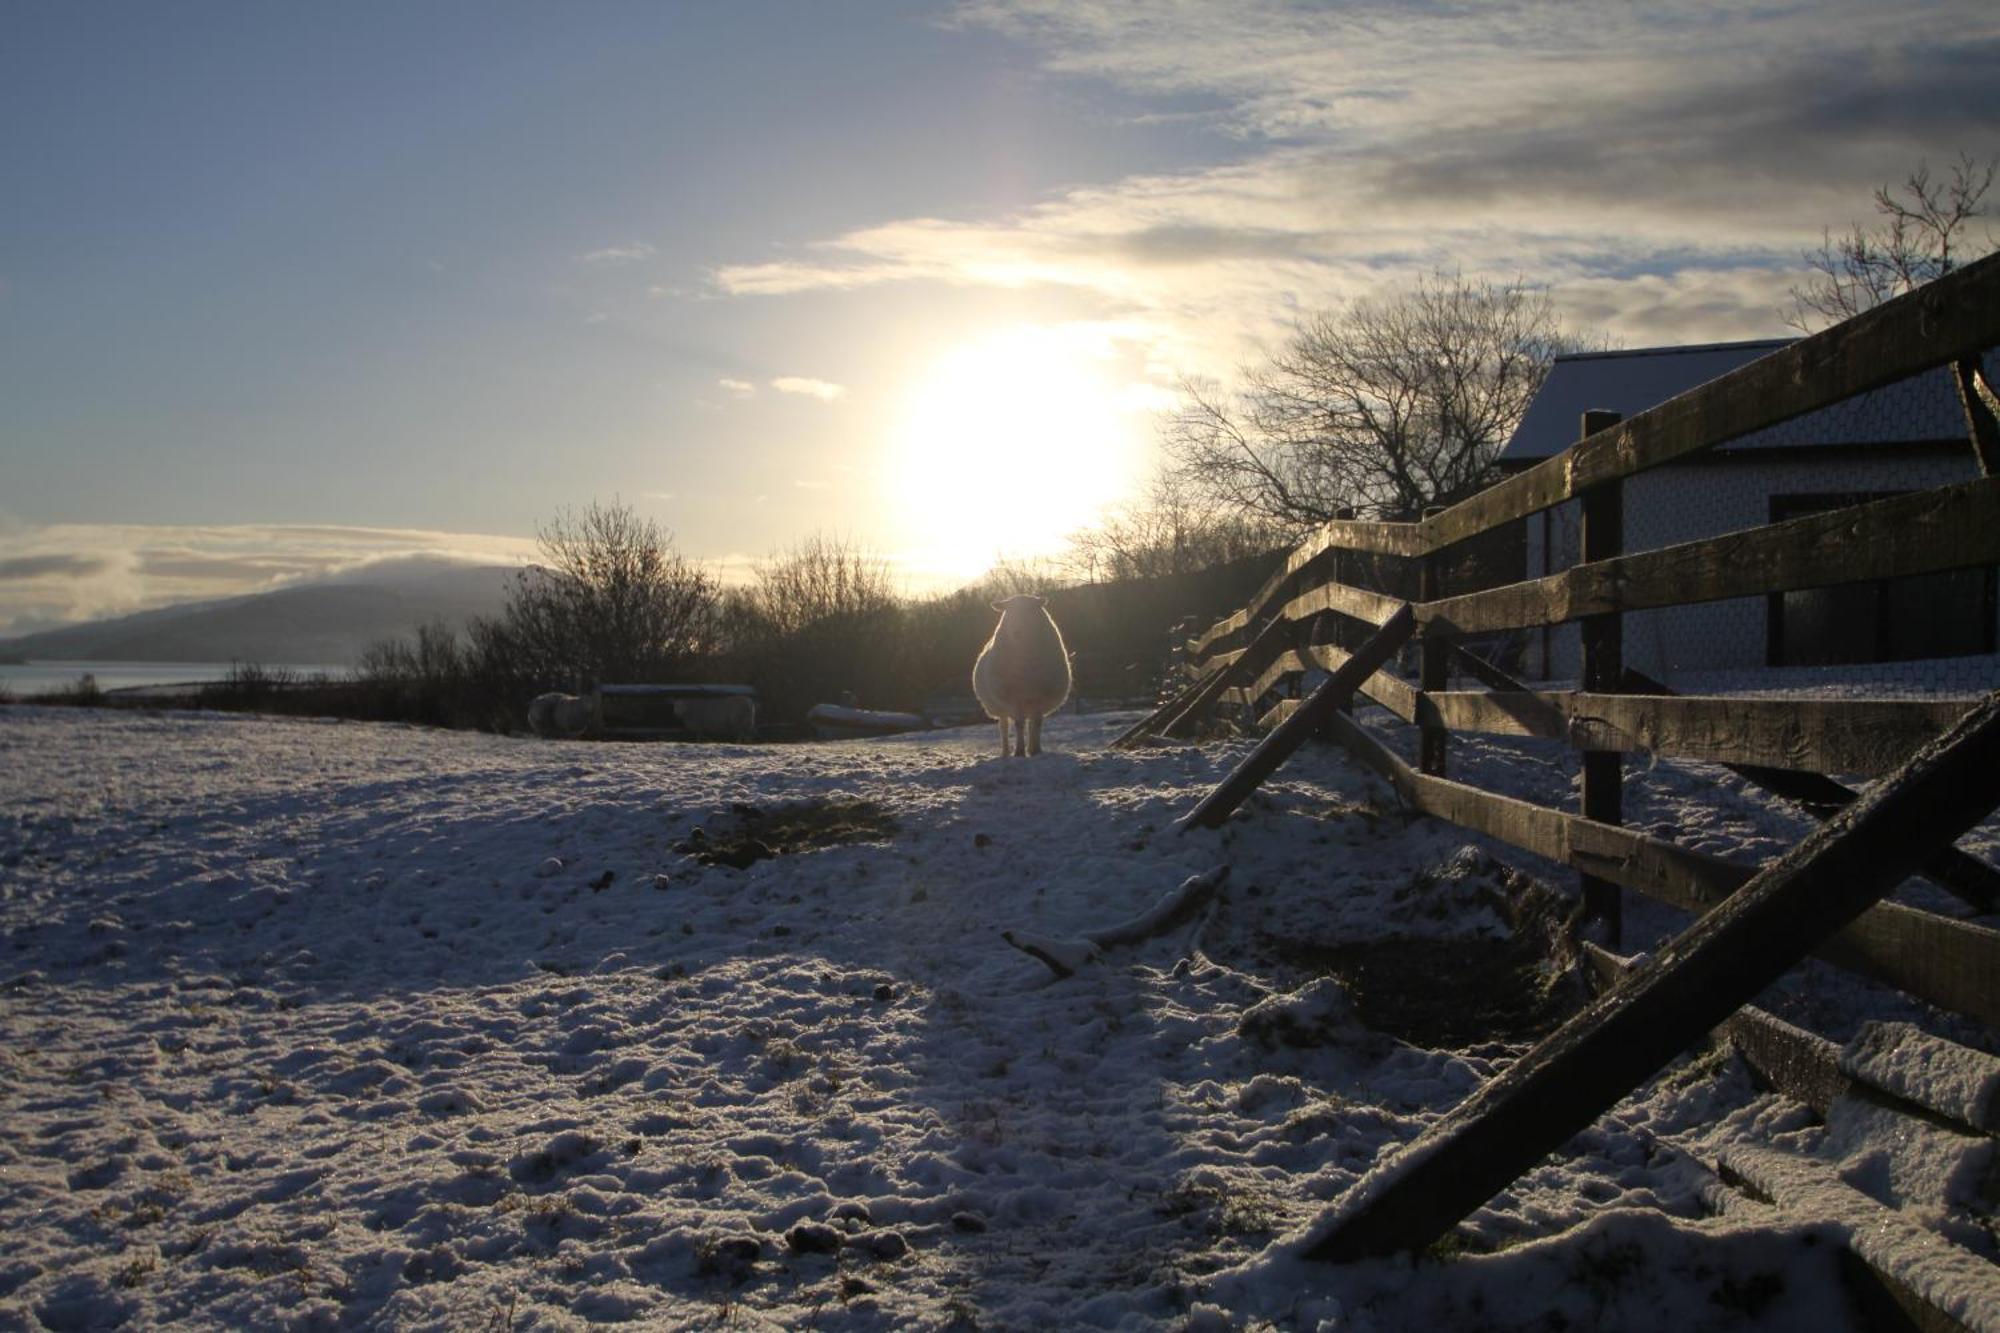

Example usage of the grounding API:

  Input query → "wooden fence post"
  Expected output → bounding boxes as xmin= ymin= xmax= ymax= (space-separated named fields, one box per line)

xmin=1418 ymin=505 xmax=1449 ymax=777
xmin=1578 ymin=409 xmax=1624 ymax=948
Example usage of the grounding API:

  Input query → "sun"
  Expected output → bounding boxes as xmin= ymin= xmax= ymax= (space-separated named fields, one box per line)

xmin=886 ymin=325 xmax=1148 ymax=584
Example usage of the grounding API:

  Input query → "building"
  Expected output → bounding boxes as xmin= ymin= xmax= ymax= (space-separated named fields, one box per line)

xmin=1495 ymin=340 xmax=1996 ymax=687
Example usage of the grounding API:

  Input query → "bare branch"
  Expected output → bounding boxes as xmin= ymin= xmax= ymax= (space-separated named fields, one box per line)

xmin=1786 ymin=151 xmax=1998 ymax=332
xmin=1159 ymin=271 xmax=1590 ymax=526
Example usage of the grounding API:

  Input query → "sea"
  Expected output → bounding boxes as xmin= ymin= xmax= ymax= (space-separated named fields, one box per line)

xmin=0 ymin=660 xmax=351 ymax=697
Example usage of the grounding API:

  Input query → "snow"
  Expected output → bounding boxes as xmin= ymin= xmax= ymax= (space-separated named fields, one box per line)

xmin=1 ymin=703 xmax=1994 ymax=1329
xmin=1840 ymin=1021 xmax=2000 ymax=1133
xmin=805 ymin=705 xmax=929 ymax=731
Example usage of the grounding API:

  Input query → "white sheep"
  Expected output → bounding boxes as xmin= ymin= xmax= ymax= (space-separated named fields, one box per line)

xmin=674 ymin=694 xmax=757 ymax=742
xmin=972 ymin=594 xmax=1072 ymax=757
xmin=527 ymin=692 xmax=598 ymax=738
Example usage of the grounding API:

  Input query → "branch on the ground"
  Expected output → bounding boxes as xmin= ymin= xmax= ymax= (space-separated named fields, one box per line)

xmin=1001 ymin=867 xmax=1230 ymax=978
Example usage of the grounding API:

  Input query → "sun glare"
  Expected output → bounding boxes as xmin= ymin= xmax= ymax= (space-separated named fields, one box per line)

xmin=887 ymin=325 xmax=1149 ymax=585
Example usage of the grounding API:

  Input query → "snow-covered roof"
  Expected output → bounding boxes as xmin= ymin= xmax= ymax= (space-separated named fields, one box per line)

xmin=1499 ymin=338 xmax=1984 ymax=464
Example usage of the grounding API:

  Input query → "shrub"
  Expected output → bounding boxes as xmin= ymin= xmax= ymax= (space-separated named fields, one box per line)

xmin=65 ymin=672 xmax=103 ymax=704
xmin=198 ymin=661 xmax=300 ymax=709
xmin=499 ymin=501 xmax=720 ymax=687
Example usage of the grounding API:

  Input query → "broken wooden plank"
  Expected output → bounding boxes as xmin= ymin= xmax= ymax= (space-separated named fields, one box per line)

xmin=1422 ymin=475 xmax=2000 ymax=636
xmin=1420 ymin=252 xmax=2000 ymax=552
xmin=1179 ymin=606 xmax=1415 ymax=830
xmin=1295 ymin=687 xmax=2000 ymax=1262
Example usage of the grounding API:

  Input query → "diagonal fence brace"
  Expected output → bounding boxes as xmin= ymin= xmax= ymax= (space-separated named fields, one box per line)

xmin=1114 ymin=614 xmax=1295 ymax=750
xmin=1289 ymin=685 xmax=2000 ymax=1263
xmin=1178 ymin=605 xmax=1415 ymax=831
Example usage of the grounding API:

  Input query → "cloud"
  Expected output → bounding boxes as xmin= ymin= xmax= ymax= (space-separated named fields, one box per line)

xmin=575 ymin=242 xmax=656 ymax=265
xmin=0 ymin=554 xmax=111 ymax=581
xmin=770 ymin=376 xmax=848 ymax=402
xmin=717 ymin=0 xmax=1995 ymax=373
xmin=0 ymin=523 xmax=541 ymax=636
xmin=716 ymin=378 xmax=756 ymax=397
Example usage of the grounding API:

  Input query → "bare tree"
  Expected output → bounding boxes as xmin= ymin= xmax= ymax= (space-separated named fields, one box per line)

xmin=1161 ymin=271 xmax=1585 ymax=528
xmin=749 ymin=532 xmax=899 ymax=638
xmin=1785 ymin=152 xmax=1997 ymax=332
xmin=500 ymin=501 xmax=719 ymax=686
xmin=1060 ymin=472 xmax=1287 ymax=583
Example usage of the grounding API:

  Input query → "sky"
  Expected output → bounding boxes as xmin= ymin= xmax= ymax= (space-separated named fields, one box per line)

xmin=2 ymin=0 xmax=1995 ymax=635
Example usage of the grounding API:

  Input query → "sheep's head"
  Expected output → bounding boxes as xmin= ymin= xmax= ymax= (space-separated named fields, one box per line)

xmin=990 ymin=594 xmax=1047 ymax=613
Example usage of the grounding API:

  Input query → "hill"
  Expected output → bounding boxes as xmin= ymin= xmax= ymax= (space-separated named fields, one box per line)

xmin=0 ymin=563 xmax=516 ymax=666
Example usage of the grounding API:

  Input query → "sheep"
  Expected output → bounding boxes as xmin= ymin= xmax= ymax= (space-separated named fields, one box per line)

xmin=527 ymin=692 xmax=598 ymax=738
xmin=972 ymin=594 xmax=1072 ymax=757
xmin=674 ymin=694 xmax=757 ymax=743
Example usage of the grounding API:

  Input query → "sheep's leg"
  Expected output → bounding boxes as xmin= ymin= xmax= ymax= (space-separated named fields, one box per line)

xmin=1027 ymin=713 xmax=1042 ymax=757
xmin=997 ymin=717 xmax=1010 ymax=757
xmin=1013 ymin=714 xmax=1027 ymax=758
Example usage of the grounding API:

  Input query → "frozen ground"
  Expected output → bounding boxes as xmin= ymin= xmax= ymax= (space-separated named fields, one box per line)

xmin=0 ymin=704 xmax=1994 ymax=1330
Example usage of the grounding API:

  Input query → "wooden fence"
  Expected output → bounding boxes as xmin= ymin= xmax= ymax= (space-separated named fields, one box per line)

xmin=1118 ymin=252 xmax=2000 ymax=1315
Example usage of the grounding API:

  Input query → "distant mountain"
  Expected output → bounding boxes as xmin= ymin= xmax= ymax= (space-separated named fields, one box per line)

xmin=0 ymin=564 xmax=519 ymax=666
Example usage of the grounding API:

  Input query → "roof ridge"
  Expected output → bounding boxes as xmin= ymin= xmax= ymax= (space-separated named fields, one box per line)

xmin=1554 ymin=337 xmax=1797 ymax=363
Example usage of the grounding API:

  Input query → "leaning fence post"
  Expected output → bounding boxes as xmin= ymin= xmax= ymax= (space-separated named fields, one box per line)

xmin=1578 ymin=409 xmax=1624 ymax=948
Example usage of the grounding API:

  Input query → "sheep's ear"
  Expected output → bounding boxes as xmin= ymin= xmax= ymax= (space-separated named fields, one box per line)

xmin=991 ymin=600 xmax=1008 ymax=612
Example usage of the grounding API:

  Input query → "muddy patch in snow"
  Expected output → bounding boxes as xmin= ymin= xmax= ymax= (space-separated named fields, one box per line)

xmin=1237 ymin=845 xmax=1585 ymax=1047
xmin=673 ymin=796 xmax=899 ymax=869
xmin=1272 ymin=933 xmax=1576 ymax=1047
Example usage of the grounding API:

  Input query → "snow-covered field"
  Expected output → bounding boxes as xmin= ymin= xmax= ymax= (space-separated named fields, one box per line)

xmin=1 ymin=703 xmax=1993 ymax=1330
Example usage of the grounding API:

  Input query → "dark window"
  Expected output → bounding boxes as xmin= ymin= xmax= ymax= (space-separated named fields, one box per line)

xmin=1766 ymin=492 xmax=1996 ymax=666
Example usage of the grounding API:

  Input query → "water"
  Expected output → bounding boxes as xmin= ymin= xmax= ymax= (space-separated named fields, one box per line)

xmin=0 ymin=660 xmax=350 ymax=697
